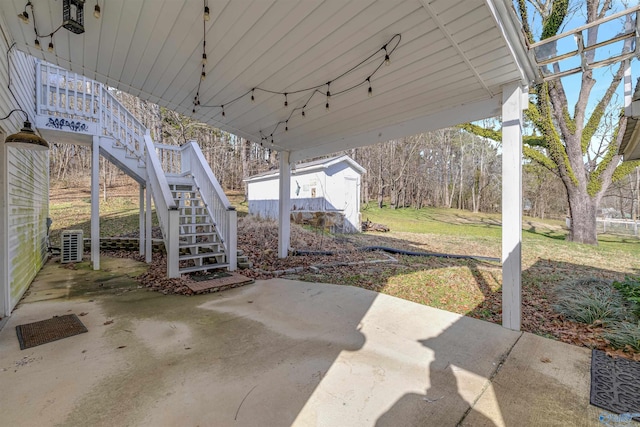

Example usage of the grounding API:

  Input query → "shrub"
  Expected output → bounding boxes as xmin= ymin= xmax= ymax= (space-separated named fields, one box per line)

xmin=612 ymin=277 xmax=640 ymax=318
xmin=604 ymin=321 xmax=640 ymax=352
xmin=553 ymin=278 xmax=630 ymax=325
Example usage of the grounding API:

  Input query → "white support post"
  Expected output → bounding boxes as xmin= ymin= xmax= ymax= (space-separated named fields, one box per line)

xmin=91 ymin=136 xmax=100 ymax=270
xmin=139 ymin=183 xmax=145 ymax=256
xmin=501 ymin=82 xmax=525 ymax=331
xmin=624 ymin=60 xmax=632 ymax=116
xmin=167 ymin=209 xmax=180 ymax=278
xmin=278 ymin=151 xmax=291 ymax=258
xmin=0 ymin=142 xmax=9 ymax=317
xmin=227 ymin=208 xmax=238 ymax=271
xmin=145 ymin=176 xmax=152 ymax=264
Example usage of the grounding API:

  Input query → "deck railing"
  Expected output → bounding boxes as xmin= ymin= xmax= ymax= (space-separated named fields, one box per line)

xmin=37 ymin=62 xmax=101 ymax=121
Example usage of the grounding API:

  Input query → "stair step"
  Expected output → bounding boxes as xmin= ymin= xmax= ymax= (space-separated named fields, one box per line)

xmin=179 ymin=242 xmax=221 ymax=250
xmin=179 ymin=252 xmax=225 ymax=261
xmin=179 ymin=264 xmax=229 ymax=274
xmin=179 ymin=231 xmax=217 ymax=237
xmin=167 ymin=177 xmax=194 ymax=186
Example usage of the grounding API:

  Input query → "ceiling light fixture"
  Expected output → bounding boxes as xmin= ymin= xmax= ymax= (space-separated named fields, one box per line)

xmin=1 ymin=109 xmax=49 ymax=151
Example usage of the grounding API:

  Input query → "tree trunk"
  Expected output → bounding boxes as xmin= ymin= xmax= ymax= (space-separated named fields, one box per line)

xmin=567 ymin=191 xmax=598 ymax=244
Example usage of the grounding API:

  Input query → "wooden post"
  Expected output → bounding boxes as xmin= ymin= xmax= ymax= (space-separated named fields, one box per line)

xmin=91 ymin=136 xmax=100 ymax=270
xmin=145 ymin=173 xmax=152 ymax=263
xmin=278 ymin=151 xmax=291 ymax=258
xmin=139 ymin=183 xmax=145 ymax=256
xmin=501 ymin=82 xmax=525 ymax=331
xmin=167 ymin=209 xmax=179 ymax=278
xmin=227 ymin=208 xmax=237 ymax=271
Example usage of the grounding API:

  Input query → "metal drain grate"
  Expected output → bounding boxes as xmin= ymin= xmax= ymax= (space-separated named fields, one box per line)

xmin=590 ymin=349 xmax=640 ymax=421
xmin=15 ymin=314 xmax=88 ymax=350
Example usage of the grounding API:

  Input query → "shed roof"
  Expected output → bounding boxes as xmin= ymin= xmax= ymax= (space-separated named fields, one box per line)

xmin=245 ymin=155 xmax=365 ymax=183
xmin=0 ymin=0 xmax=536 ymax=162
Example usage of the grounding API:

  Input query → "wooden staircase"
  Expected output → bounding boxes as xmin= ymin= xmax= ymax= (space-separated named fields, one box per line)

xmin=169 ymin=178 xmax=229 ymax=273
xmin=35 ymin=61 xmax=237 ymax=277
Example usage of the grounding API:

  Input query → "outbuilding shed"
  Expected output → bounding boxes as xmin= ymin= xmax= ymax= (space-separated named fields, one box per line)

xmin=246 ymin=155 xmax=365 ymax=233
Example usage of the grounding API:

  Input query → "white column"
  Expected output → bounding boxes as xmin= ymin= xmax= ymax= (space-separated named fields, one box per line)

xmin=145 ymin=175 xmax=152 ymax=263
xmin=139 ymin=183 xmax=145 ymax=256
xmin=624 ymin=60 xmax=632 ymax=116
xmin=278 ymin=151 xmax=291 ymax=258
xmin=501 ymin=82 xmax=525 ymax=331
xmin=91 ymin=136 xmax=100 ymax=270
xmin=0 ymin=143 xmax=9 ymax=317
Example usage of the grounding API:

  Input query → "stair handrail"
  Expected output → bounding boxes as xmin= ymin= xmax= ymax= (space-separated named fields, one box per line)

xmin=101 ymin=86 xmax=147 ymax=161
xmin=144 ymin=131 xmax=180 ymax=277
xmin=182 ymin=141 xmax=237 ymax=271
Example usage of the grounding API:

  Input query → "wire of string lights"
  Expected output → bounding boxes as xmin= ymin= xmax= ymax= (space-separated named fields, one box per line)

xmin=19 ymin=1 xmax=100 ymax=53
xmin=191 ymin=10 xmax=401 ymax=147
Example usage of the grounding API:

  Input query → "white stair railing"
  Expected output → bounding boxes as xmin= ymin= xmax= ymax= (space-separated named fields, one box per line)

xmin=144 ymin=132 xmax=180 ymax=278
xmin=100 ymin=87 xmax=146 ymax=164
xmin=182 ymin=141 xmax=237 ymax=271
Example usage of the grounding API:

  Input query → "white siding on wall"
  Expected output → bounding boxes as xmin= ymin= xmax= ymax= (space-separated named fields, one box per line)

xmin=7 ymin=148 xmax=48 ymax=309
xmin=0 ymin=11 xmax=45 ymax=316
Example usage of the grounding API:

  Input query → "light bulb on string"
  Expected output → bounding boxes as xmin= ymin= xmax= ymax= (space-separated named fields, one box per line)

xmin=48 ymin=39 xmax=54 ymax=53
xmin=384 ymin=46 xmax=391 ymax=66
xmin=284 ymin=93 xmax=288 ymax=108
xmin=204 ymin=6 xmax=210 ymax=21
xmin=18 ymin=5 xmax=29 ymax=24
xmin=34 ymin=39 xmax=41 ymax=50
xmin=326 ymin=82 xmax=331 ymax=111
xmin=221 ymin=105 xmax=225 ymax=117
xmin=94 ymin=2 xmax=101 ymax=19
xmin=285 ymin=121 xmax=289 ymax=132
xmin=251 ymin=89 xmax=255 ymax=103
xmin=367 ymin=78 xmax=372 ymax=97
xmin=202 ymin=53 xmax=207 ymax=66
xmin=201 ymin=70 xmax=206 ymax=81
xmin=301 ymin=109 xmax=306 ymax=118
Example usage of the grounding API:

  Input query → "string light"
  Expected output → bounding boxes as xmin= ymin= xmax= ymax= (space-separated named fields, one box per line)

xmin=20 ymin=1 xmax=97 ymax=53
xmin=18 ymin=2 xmax=31 ymax=24
xmin=204 ymin=4 xmax=210 ymax=21
xmin=193 ymin=33 xmax=401 ymax=143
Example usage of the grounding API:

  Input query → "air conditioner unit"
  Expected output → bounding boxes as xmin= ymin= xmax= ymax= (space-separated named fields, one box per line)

xmin=61 ymin=230 xmax=84 ymax=263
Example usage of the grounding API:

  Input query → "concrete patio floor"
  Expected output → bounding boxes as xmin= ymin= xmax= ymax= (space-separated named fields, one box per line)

xmin=0 ymin=257 xmax=607 ymax=426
